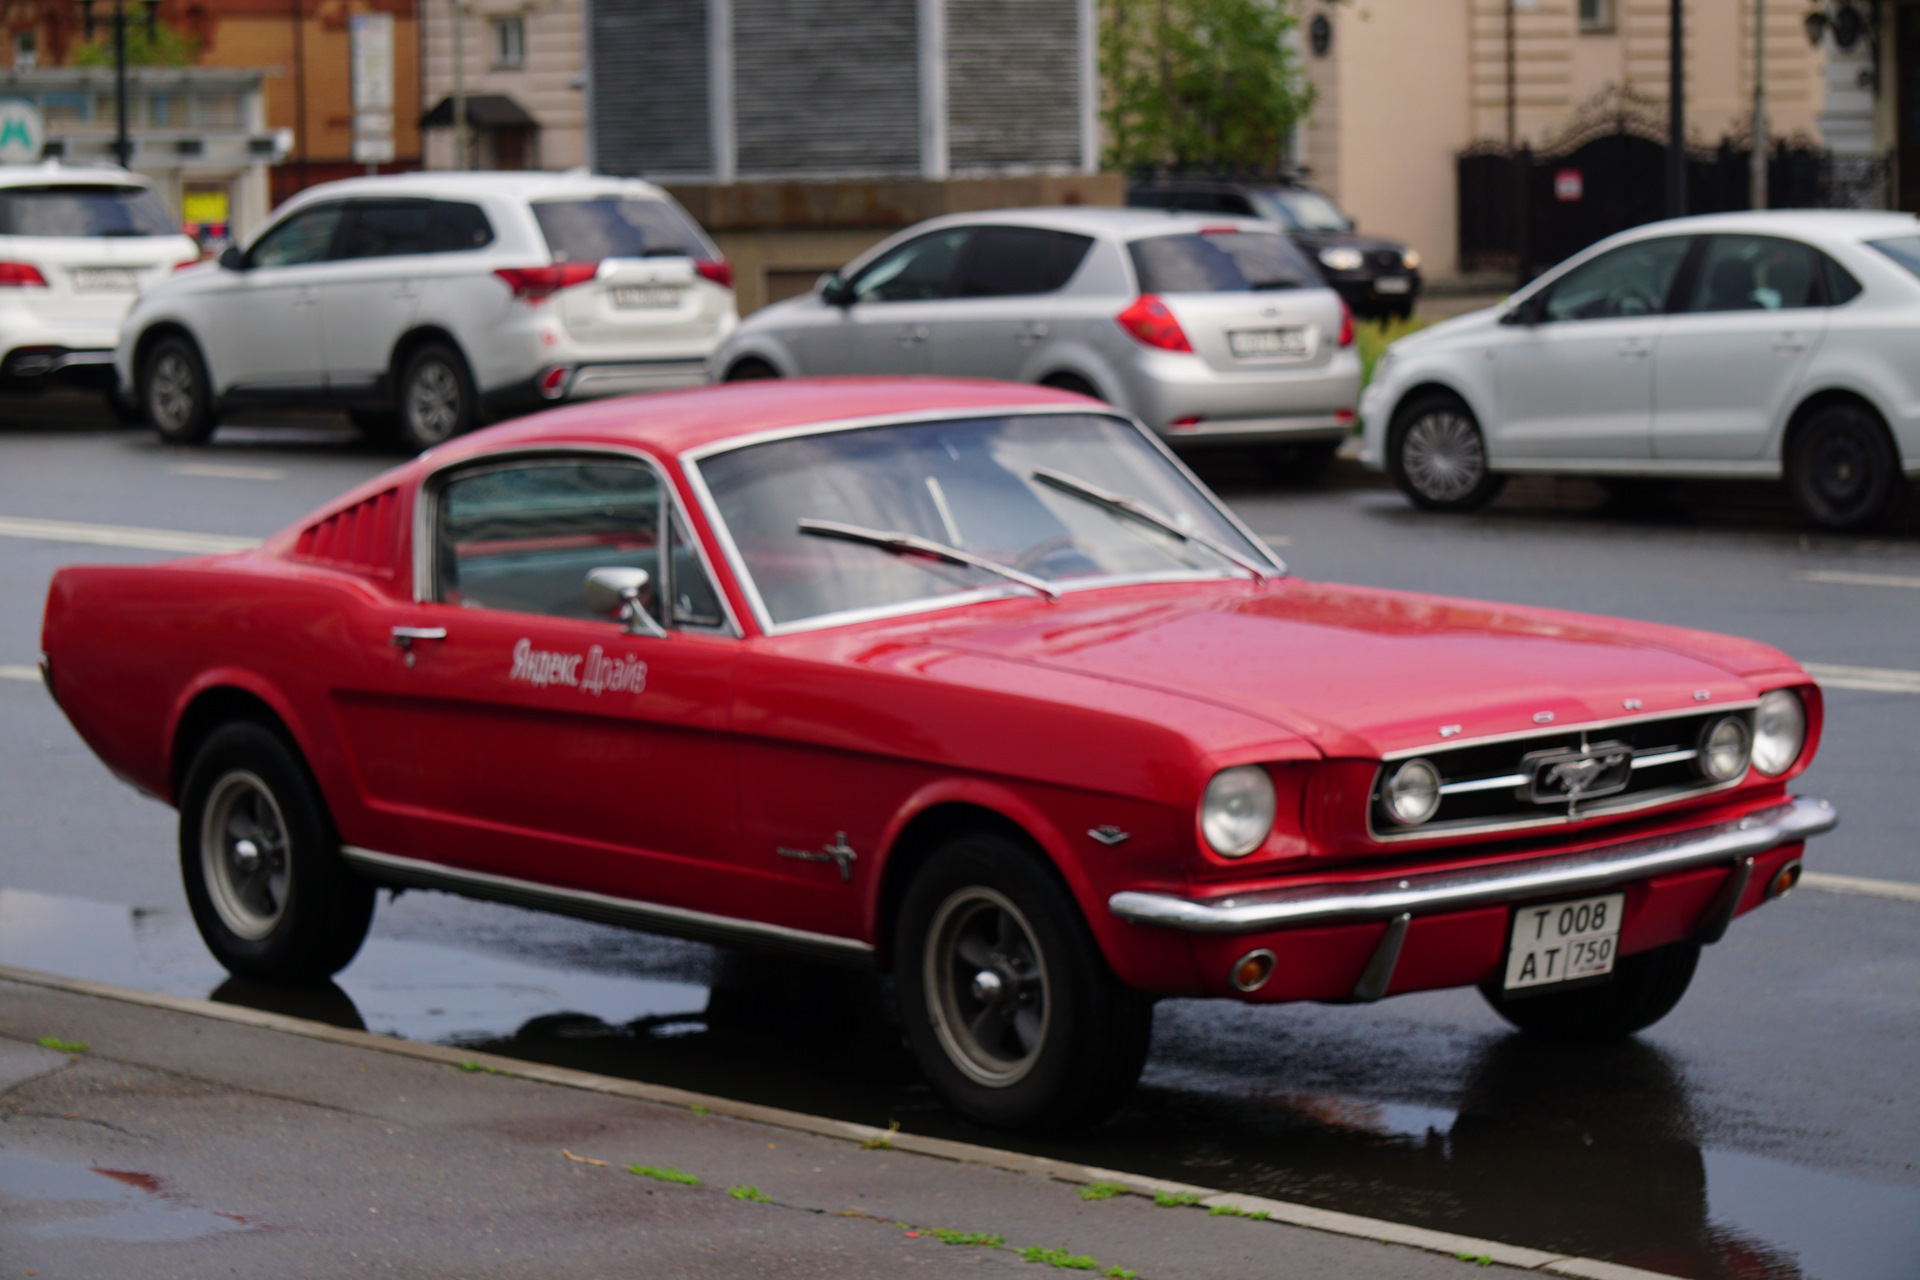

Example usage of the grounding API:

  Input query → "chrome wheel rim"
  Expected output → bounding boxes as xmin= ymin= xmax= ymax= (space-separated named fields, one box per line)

xmin=405 ymin=360 xmax=461 ymax=444
xmin=924 ymin=887 xmax=1050 ymax=1087
xmin=1401 ymin=410 xmax=1486 ymax=503
xmin=199 ymin=770 xmax=291 ymax=940
xmin=149 ymin=351 xmax=196 ymax=432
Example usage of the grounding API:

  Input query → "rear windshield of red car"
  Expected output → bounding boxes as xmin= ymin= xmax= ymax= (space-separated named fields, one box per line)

xmin=532 ymin=197 xmax=717 ymax=264
xmin=1128 ymin=231 xmax=1318 ymax=293
xmin=0 ymin=184 xmax=176 ymax=237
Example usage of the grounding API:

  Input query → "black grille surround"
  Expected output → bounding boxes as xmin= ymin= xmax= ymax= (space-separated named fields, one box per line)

xmin=1368 ymin=706 xmax=1758 ymax=842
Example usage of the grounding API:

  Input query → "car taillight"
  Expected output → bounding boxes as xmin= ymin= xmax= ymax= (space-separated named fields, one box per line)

xmin=1337 ymin=300 xmax=1355 ymax=348
xmin=494 ymin=262 xmax=600 ymax=304
xmin=172 ymin=257 xmax=203 ymax=273
xmin=695 ymin=258 xmax=733 ymax=289
xmin=0 ymin=262 xmax=48 ymax=287
xmin=1116 ymin=294 xmax=1192 ymax=352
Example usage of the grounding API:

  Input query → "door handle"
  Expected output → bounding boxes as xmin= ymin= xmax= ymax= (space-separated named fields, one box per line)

xmin=1015 ymin=323 xmax=1049 ymax=346
xmin=294 ymin=286 xmax=319 ymax=309
xmin=1617 ymin=340 xmax=1649 ymax=358
xmin=393 ymin=283 xmax=420 ymax=299
xmin=390 ymin=625 xmax=447 ymax=649
xmin=1773 ymin=338 xmax=1806 ymax=353
xmin=897 ymin=325 xmax=929 ymax=347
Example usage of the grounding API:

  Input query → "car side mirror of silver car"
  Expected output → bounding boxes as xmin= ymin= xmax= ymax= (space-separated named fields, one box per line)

xmin=583 ymin=567 xmax=666 ymax=638
xmin=218 ymin=246 xmax=246 ymax=272
xmin=1499 ymin=297 xmax=1540 ymax=326
xmin=819 ymin=272 xmax=854 ymax=308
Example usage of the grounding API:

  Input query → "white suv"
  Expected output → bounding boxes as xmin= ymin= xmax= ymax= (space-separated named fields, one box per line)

xmin=0 ymin=163 xmax=197 ymax=406
xmin=117 ymin=172 xmax=738 ymax=452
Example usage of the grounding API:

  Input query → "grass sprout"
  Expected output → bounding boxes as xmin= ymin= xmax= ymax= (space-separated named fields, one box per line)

xmin=728 ymin=1184 xmax=772 ymax=1202
xmin=628 ymin=1164 xmax=700 ymax=1186
xmin=1078 ymin=1181 xmax=1126 ymax=1201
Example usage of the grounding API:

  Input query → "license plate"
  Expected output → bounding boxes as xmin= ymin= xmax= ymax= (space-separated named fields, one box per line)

xmin=611 ymin=285 xmax=683 ymax=309
xmin=1374 ymin=276 xmax=1411 ymax=295
xmin=1227 ymin=326 xmax=1309 ymax=358
xmin=1502 ymin=892 xmax=1624 ymax=991
xmin=71 ymin=268 xmax=140 ymax=292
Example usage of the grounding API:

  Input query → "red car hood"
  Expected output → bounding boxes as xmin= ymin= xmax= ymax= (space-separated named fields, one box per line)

xmin=916 ymin=579 xmax=1801 ymax=760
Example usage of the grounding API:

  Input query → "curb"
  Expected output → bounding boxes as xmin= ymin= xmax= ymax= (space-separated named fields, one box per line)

xmin=0 ymin=962 xmax=1681 ymax=1280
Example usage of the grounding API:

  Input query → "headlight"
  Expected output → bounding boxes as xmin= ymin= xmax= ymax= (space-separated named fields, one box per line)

xmin=1318 ymin=247 xmax=1365 ymax=273
xmin=1402 ymin=248 xmax=1422 ymax=270
xmin=1751 ymin=689 xmax=1807 ymax=776
xmin=1384 ymin=758 xmax=1442 ymax=826
xmin=1201 ymin=766 xmax=1276 ymax=857
xmin=1699 ymin=716 xmax=1752 ymax=782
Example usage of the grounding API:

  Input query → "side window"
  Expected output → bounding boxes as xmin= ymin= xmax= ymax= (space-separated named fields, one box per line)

xmin=850 ymin=229 xmax=970 ymax=303
xmin=430 ymin=201 xmax=495 ymax=252
xmin=1824 ymin=255 xmax=1863 ymax=305
xmin=668 ymin=510 xmax=726 ymax=628
xmin=338 ymin=200 xmax=496 ymax=259
xmin=436 ymin=460 xmax=664 ymax=624
xmin=245 ymin=203 xmax=345 ymax=268
xmin=1541 ymin=236 xmax=1690 ymax=321
xmin=952 ymin=227 xmax=1094 ymax=297
xmin=1685 ymin=235 xmax=1821 ymax=312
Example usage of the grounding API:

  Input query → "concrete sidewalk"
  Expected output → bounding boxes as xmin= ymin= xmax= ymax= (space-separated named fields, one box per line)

xmin=0 ymin=970 xmax=1660 ymax=1279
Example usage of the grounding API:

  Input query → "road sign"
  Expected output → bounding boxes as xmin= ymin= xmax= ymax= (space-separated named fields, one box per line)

xmin=1554 ymin=169 xmax=1584 ymax=202
xmin=0 ymin=99 xmax=45 ymax=165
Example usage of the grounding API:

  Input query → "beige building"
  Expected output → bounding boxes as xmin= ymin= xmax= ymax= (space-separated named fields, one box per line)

xmin=418 ymin=0 xmax=585 ymax=170
xmin=1295 ymin=0 xmax=1830 ymax=279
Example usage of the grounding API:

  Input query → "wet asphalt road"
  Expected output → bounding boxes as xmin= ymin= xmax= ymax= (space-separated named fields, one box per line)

xmin=1 ymin=399 xmax=1916 ymax=1280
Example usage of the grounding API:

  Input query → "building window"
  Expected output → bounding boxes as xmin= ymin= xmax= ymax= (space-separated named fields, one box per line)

xmin=493 ymin=16 xmax=526 ymax=69
xmin=12 ymin=32 xmax=36 ymax=72
xmin=1578 ymin=0 xmax=1613 ymax=32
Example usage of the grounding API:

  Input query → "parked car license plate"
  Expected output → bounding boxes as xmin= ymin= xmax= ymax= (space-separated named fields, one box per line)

xmin=1501 ymin=892 xmax=1624 ymax=991
xmin=71 ymin=268 xmax=140 ymax=292
xmin=1227 ymin=326 xmax=1308 ymax=358
xmin=611 ymin=285 xmax=683 ymax=309
xmin=1374 ymin=276 xmax=1411 ymax=295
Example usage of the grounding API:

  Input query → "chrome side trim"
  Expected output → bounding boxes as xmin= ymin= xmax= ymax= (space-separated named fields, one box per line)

xmin=341 ymin=846 xmax=874 ymax=967
xmin=1107 ymin=796 xmax=1837 ymax=935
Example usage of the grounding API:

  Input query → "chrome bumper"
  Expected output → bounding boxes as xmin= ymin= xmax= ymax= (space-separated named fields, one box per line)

xmin=1109 ymin=796 xmax=1837 ymax=934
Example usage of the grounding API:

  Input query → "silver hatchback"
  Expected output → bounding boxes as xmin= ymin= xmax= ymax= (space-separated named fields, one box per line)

xmin=711 ymin=208 xmax=1361 ymax=469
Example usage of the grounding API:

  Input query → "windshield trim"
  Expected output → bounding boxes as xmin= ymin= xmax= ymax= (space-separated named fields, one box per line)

xmin=680 ymin=404 xmax=1286 ymax=637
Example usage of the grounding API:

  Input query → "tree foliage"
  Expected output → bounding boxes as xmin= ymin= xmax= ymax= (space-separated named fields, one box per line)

xmin=1102 ymin=0 xmax=1314 ymax=175
xmin=70 ymin=14 xmax=200 ymax=68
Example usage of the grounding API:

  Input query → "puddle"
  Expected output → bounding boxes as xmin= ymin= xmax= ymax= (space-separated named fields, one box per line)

xmin=3 ymin=886 xmax=1916 ymax=1279
xmin=0 ymin=1150 xmax=252 ymax=1242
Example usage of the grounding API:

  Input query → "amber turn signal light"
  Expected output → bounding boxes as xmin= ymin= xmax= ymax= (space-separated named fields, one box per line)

xmin=1766 ymin=860 xmax=1803 ymax=900
xmin=1230 ymin=949 xmax=1276 ymax=993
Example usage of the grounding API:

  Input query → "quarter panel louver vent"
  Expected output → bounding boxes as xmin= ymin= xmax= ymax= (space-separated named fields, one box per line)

xmin=292 ymin=489 xmax=400 ymax=581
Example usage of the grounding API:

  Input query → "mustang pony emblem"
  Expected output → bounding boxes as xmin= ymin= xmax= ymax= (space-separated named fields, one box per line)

xmin=1523 ymin=742 xmax=1635 ymax=805
xmin=1546 ymin=756 xmax=1609 ymax=795
xmin=509 ymin=638 xmax=647 ymax=695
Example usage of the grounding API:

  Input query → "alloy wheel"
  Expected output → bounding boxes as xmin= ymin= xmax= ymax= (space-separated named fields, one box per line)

xmin=199 ymin=769 xmax=291 ymax=941
xmin=1401 ymin=409 xmax=1487 ymax=503
xmin=405 ymin=360 xmax=462 ymax=446
xmin=924 ymin=887 xmax=1051 ymax=1087
xmin=148 ymin=351 xmax=197 ymax=433
xmin=1809 ymin=430 xmax=1870 ymax=510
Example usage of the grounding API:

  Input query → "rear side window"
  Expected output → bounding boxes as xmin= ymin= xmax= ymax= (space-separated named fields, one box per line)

xmin=533 ymin=197 xmax=714 ymax=264
xmin=0 ymin=184 xmax=174 ymax=237
xmin=336 ymin=200 xmax=494 ymax=259
xmin=1824 ymin=255 xmax=1863 ymax=304
xmin=1867 ymin=236 xmax=1920 ymax=284
xmin=1684 ymin=235 xmax=1821 ymax=311
xmin=1128 ymin=231 xmax=1317 ymax=293
xmin=952 ymin=227 xmax=1093 ymax=297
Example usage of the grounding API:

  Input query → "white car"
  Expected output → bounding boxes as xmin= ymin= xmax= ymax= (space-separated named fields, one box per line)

xmin=1359 ymin=210 xmax=1920 ymax=529
xmin=117 ymin=172 xmax=738 ymax=452
xmin=0 ymin=163 xmax=197 ymax=406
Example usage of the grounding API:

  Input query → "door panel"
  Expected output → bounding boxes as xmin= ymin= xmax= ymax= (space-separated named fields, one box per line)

xmin=792 ymin=228 xmax=970 ymax=374
xmin=926 ymin=227 xmax=1092 ymax=381
xmin=210 ymin=203 xmax=342 ymax=392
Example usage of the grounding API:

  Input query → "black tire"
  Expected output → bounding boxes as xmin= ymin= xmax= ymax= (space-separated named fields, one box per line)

xmin=1787 ymin=401 xmax=1903 ymax=530
xmin=1265 ymin=439 xmax=1341 ymax=485
xmin=1479 ymin=939 xmax=1700 ymax=1043
xmin=1040 ymin=373 xmax=1104 ymax=401
xmin=396 ymin=342 xmax=476 ymax=453
xmin=140 ymin=334 xmax=218 ymax=445
xmin=178 ymin=722 xmax=375 ymax=982
xmin=723 ymin=357 xmax=780 ymax=382
xmin=894 ymin=832 xmax=1153 ymax=1131
xmin=1386 ymin=391 xmax=1506 ymax=511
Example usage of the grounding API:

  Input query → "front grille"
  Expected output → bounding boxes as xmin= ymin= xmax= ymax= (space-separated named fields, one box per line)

xmin=1368 ymin=249 xmax=1405 ymax=271
xmin=1369 ymin=708 xmax=1754 ymax=841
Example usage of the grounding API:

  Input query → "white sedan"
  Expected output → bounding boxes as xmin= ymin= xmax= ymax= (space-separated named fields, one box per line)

xmin=1359 ymin=210 xmax=1920 ymax=529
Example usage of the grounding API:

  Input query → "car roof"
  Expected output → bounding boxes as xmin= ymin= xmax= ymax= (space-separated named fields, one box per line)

xmin=423 ymin=378 xmax=1104 ymax=466
xmin=0 ymin=161 xmax=153 ymax=189
xmin=1614 ymin=208 xmax=1920 ymax=242
xmin=280 ymin=169 xmax=673 ymax=206
xmin=907 ymin=205 xmax=1280 ymax=242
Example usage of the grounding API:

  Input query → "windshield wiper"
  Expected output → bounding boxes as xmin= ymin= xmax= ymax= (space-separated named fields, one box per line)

xmin=796 ymin=518 xmax=1060 ymax=601
xmin=1029 ymin=467 xmax=1279 ymax=582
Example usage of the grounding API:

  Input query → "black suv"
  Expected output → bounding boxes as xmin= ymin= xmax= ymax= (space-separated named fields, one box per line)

xmin=1127 ymin=179 xmax=1421 ymax=319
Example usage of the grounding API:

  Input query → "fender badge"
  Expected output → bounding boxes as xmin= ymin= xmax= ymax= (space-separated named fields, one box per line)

xmin=1623 ymin=698 xmax=1643 ymax=711
xmin=1438 ymin=724 xmax=1463 ymax=738
xmin=1533 ymin=711 xmax=1555 ymax=724
xmin=776 ymin=832 xmax=858 ymax=882
xmin=1088 ymin=826 xmax=1131 ymax=846
xmin=1693 ymin=690 xmax=1712 ymax=702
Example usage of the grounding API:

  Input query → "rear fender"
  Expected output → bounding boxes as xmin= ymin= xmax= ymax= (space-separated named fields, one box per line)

xmin=163 ymin=668 xmax=320 ymax=806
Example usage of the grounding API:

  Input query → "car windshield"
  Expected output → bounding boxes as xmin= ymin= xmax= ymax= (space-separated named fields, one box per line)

xmin=532 ymin=196 xmax=716 ymax=263
xmin=0 ymin=184 xmax=175 ymax=237
xmin=1129 ymin=231 xmax=1318 ymax=293
xmin=1247 ymin=188 xmax=1351 ymax=233
xmin=695 ymin=413 xmax=1271 ymax=628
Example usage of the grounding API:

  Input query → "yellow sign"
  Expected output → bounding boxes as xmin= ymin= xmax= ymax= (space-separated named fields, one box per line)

xmin=181 ymin=188 xmax=229 ymax=225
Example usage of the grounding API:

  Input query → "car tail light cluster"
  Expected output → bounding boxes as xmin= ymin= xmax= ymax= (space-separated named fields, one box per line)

xmin=1116 ymin=294 xmax=1192 ymax=352
xmin=694 ymin=258 xmax=734 ymax=289
xmin=1337 ymin=300 xmax=1355 ymax=348
xmin=0 ymin=262 xmax=48 ymax=287
xmin=538 ymin=365 xmax=573 ymax=399
xmin=494 ymin=262 xmax=600 ymax=304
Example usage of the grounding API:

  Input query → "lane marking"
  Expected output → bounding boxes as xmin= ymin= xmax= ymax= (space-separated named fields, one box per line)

xmin=1802 ymin=661 xmax=1920 ymax=694
xmin=0 ymin=515 xmax=260 ymax=556
xmin=0 ymin=665 xmax=37 ymax=682
xmin=1794 ymin=569 xmax=1920 ymax=590
xmin=1801 ymin=871 xmax=1920 ymax=905
xmin=167 ymin=463 xmax=289 ymax=482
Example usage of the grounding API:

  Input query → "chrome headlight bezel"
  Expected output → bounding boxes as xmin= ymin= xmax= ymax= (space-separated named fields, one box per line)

xmin=1751 ymin=688 xmax=1807 ymax=776
xmin=1318 ymin=246 xmax=1365 ymax=273
xmin=1201 ymin=765 xmax=1277 ymax=858
xmin=1698 ymin=715 xmax=1752 ymax=783
xmin=1384 ymin=758 xmax=1442 ymax=826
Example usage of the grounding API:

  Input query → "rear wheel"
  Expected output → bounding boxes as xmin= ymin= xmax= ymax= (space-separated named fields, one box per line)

xmin=1479 ymin=940 xmax=1699 ymax=1042
xmin=396 ymin=343 xmax=475 ymax=453
xmin=179 ymin=722 xmax=374 ymax=982
xmin=141 ymin=335 xmax=218 ymax=445
xmin=1040 ymin=373 xmax=1103 ymax=401
xmin=1387 ymin=392 xmax=1505 ymax=511
xmin=895 ymin=833 xmax=1152 ymax=1131
xmin=1787 ymin=401 xmax=1903 ymax=530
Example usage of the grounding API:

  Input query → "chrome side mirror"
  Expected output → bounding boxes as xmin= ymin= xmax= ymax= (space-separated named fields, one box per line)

xmin=583 ymin=566 xmax=666 ymax=638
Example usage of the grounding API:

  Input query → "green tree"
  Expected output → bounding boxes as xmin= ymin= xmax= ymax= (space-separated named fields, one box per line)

xmin=1103 ymin=0 xmax=1314 ymax=174
xmin=70 ymin=11 xmax=200 ymax=68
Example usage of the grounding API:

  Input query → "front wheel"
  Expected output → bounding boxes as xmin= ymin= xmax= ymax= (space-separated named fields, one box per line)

xmin=396 ymin=343 xmax=476 ymax=452
xmin=895 ymin=833 xmax=1152 ymax=1131
xmin=1479 ymin=939 xmax=1700 ymax=1043
xmin=1387 ymin=393 xmax=1505 ymax=511
xmin=141 ymin=335 xmax=218 ymax=445
xmin=179 ymin=722 xmax=375 ymax=982
xmin=1787 ymin=402 xmax=1903 ymax=530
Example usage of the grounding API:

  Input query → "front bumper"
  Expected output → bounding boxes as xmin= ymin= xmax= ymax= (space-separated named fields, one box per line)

xmin=1326 ymin=272 xmax=1422 ymax=317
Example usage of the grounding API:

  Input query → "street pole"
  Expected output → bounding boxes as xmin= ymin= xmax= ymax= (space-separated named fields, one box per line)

xmin=450 ymin=0 xmax=467 ymax=169
xmin=1751 ymin=0 xmax=1768 ymax=209
xmin=112 ymin=0 xmax=129 ymax=168
xmin=1667 ymin=0 xmax=1686 ymax=217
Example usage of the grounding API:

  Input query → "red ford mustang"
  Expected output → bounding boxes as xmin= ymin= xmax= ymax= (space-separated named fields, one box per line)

xmin=40 ymin=379 xmax=1836 ymax=1129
